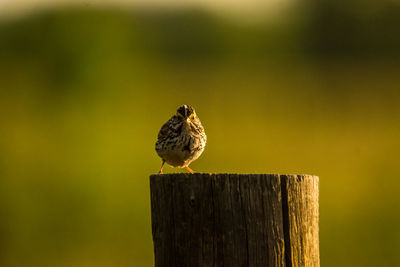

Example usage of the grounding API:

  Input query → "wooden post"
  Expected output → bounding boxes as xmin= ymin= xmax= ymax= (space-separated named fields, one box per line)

xmin=150 ymin=173 xmax=319 ymax=267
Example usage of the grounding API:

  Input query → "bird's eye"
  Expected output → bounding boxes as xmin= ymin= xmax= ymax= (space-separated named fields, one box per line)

xmin=190 ymin=114 xmax=195 ymax=120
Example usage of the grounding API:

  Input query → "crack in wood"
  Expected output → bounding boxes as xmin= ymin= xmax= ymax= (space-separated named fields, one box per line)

xmin=281 ymin=175 xmax=293 ymax=267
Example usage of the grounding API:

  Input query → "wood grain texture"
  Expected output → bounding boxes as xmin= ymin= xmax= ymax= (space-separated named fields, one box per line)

xmin=150 ymin=173 xmax=319 ymax=267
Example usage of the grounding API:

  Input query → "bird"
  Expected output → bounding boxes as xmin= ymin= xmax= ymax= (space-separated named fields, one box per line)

xmin=155 ymin=105 xmax=207 ymax=174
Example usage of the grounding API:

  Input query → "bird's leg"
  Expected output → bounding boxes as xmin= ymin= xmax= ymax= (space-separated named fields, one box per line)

xmin=158 ymin=160 xmax=166 ymax=174
xmin=185 ymin=166 xmax=195 ymax=174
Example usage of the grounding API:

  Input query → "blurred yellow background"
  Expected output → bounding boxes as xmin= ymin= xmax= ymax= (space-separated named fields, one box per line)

xmin=1 ymin=1 xmax=400 ymax=266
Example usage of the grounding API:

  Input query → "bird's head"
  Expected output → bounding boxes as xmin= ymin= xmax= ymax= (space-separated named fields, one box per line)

xmin=176 ymin=104 xmax=197 ymax=125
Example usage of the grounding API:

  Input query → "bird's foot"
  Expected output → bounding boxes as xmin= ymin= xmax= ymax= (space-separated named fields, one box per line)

xmin=158 ymin=160 xmax=165 ymax=174
xmin=185 ymin=166 xmax=194 ymax=174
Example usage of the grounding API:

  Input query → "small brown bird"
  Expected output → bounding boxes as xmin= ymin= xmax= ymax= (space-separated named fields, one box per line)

xmin=155 ymin=105 xmax=207 ymax=174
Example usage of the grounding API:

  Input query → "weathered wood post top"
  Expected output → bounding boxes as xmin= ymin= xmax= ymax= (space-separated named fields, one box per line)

xmin=150 ymin=173 xmax=319 ymax=267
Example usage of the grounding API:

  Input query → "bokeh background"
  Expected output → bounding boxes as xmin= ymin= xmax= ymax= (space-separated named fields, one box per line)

xmin=1 ymin=0 xmax=400 ymax=266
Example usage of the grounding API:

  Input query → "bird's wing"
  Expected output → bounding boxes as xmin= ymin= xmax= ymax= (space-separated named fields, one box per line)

xmin=157 ymin=121 xmax=171 ymax=140
xmin=157 ymin=116 xmax=182 ymax=141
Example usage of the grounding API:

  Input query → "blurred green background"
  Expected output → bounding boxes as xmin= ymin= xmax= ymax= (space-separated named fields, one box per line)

xmin=1 ymin=0 xmax=400 ymax=266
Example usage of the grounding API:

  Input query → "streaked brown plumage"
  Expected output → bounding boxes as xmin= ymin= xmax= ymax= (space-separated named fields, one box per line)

xmin=155 ymin=105 xmax=207 ymax=174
